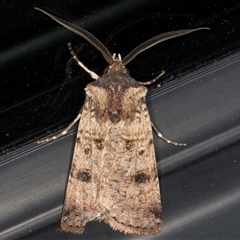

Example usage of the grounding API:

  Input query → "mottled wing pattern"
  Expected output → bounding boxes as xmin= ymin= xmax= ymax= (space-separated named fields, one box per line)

xmin=101 ymin=84 xmax=162 ymax=235
xmin=61 ymin=73 xmax=162 ymax=235
xmin=61 ymin=95 xmax=107 ymax=234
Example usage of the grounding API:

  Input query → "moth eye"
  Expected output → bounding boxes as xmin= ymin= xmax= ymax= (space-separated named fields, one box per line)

xmin=134 ymin=172 xmax=150 ymax=183
xmin=125 ymin=68 xmax=130 ymax=75
xmin=76 ymin=170 xmax=92 ymax=182
xmin=103 ymin=66 xmax=109 ymax=74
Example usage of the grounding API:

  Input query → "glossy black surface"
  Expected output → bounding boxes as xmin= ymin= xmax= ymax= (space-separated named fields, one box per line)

xmin=1 ymin=1 xmax=240 ymax=239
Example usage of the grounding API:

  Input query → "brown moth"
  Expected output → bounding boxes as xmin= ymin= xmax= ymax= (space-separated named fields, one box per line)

xmin=35 ymin=7 xmax=208 ymax=235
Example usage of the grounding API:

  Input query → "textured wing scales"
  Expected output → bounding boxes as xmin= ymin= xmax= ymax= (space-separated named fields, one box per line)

xmin=61 ymin=80 xmax=162 ymax=235
xmin=101 ymin=99 xmax=162 ymax=235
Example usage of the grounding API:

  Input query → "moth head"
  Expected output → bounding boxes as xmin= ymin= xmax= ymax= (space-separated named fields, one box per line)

xmin=103 ymin=53 xmax=130 ymax=75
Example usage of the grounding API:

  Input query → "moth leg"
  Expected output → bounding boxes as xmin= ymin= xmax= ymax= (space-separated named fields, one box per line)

xmin=139 ymin=70 xmax=165 ymax=86
xmin=68 ymin=42 xmax=99 ymax=80
xmin=37 ymin=111 xmax=82 ymax=144
xmin=151 ymin=121 xmax=187 ymax=146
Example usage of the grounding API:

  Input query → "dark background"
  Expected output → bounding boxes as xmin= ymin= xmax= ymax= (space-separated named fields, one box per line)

xmin=1 ymin=0 xmax=240 ymax=239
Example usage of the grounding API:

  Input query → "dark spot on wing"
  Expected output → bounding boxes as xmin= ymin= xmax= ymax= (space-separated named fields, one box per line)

xmin=150 ymin=206 xmax=162 ymax=220
xmin=138 ymin=149 xmax=145 ymax=155
xmin=134 ymin=172 xmax=150 ymax=183
xmin=84 ymin=145 xmax=91 ymax=155
xmin=76 ymin=170 xmax=92 ymax=182
xmin=126 ymin=140 xmax=134 ymax=150
xmin=94 ymin=139 xmax=104 ymax=150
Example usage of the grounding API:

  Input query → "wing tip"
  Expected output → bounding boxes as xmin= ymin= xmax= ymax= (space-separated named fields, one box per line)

xmin=107 ymin=215 xmax=163 ymax=235
xmin=61 ymin=219 xmax=85 ymax=234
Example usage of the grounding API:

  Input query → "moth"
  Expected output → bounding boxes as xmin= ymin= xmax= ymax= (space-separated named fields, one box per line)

xmin=35 ymin=7 xmax=208 ymax=235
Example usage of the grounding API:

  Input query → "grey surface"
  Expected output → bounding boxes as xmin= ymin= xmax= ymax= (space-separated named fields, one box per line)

xmin=1 ymin=51 xmax=240 ymax=239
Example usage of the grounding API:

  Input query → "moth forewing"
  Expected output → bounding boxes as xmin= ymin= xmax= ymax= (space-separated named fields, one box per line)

xmin=61 ymin=71 xmax=162 ymax=235
xmin=35 ymin=7 xmax=208 ymax=236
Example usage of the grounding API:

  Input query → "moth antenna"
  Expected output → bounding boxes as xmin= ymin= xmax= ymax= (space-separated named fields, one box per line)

xmin=122 ymin=27 xmax=209 ymax=65
xmin=35 ymin=7 xmax=114 ymax=65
